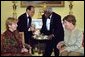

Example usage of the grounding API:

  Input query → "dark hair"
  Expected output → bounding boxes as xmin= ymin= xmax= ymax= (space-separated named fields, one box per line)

xmin=63 ymin=15 xmax=76 ymax=25
xmin=26 ymin=5 xmax=34 ymax=11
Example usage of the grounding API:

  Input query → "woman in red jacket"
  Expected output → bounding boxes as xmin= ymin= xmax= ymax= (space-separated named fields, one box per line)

xmin=1 ymin=17 xmax=30 ymax=56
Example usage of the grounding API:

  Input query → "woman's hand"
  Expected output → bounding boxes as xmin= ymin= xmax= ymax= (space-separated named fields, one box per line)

xmin=57 ymin=41 xmax=65 ymax=50
xmin=21 ymin=47 xmax=28 ymax=53
xmin=59 ymin=47 xmax=66 ymax=53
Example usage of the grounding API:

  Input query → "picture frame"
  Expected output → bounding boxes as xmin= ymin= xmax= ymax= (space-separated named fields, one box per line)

xmin=21 ymin=1 xmax=64 ymax=7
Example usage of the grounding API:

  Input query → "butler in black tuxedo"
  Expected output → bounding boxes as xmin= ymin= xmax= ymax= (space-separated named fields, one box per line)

xmin=40 ymin=7 xmax=64 ymax=56
xmin=17 ymin=6 xmax=35 ymax=45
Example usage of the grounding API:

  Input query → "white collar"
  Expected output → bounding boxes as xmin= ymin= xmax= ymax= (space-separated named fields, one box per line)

xmin=26 ymin=12 xmax=29 ymax=17
xmin=50 ymin=14 xmax=52 ymax=19
xmin=71 ymin=27 xmax=76 ymax=32
xmin=65 ymin=27 xmax=76 ymax=33
xmin=47 ymin=14 xmax=52 ymax=19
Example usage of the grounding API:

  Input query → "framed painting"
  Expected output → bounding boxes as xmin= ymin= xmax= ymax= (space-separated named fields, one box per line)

xmin=21 ymin=1 xmax=64 ymax=7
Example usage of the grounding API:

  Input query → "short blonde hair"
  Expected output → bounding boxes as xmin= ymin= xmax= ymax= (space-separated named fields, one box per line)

xmin=6 ymin=17 xmax=18 ymax=30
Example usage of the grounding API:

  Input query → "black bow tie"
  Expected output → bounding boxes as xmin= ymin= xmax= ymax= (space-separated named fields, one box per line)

xmin=47 ymin=16 xmax=50 ymax=19
xmin=27 ymin=16 xmax=31 ymax=19
xmin=27 ymin=16 xmax=30 ymax=18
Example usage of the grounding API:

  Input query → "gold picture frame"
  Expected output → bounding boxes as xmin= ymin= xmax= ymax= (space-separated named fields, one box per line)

xmin=21 ymin=1 xmax=64 ymax=7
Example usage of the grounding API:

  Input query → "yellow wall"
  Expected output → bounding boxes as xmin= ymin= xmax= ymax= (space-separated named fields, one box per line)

xmin=1 ymin=1 xmax=84 ymax=33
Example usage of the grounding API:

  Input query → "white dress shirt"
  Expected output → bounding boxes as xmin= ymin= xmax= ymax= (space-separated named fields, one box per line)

xmin=46 ymin=15 xmax=52 ymax=31
xmin=46 ymin=18 xmax=50 ymax=30
xmin=26 ymin=13 xmax=29 ymax=28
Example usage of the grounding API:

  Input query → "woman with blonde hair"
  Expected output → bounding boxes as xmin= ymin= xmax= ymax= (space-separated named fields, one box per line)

xmin=1 ymin=17 xmax=31 ymax=56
